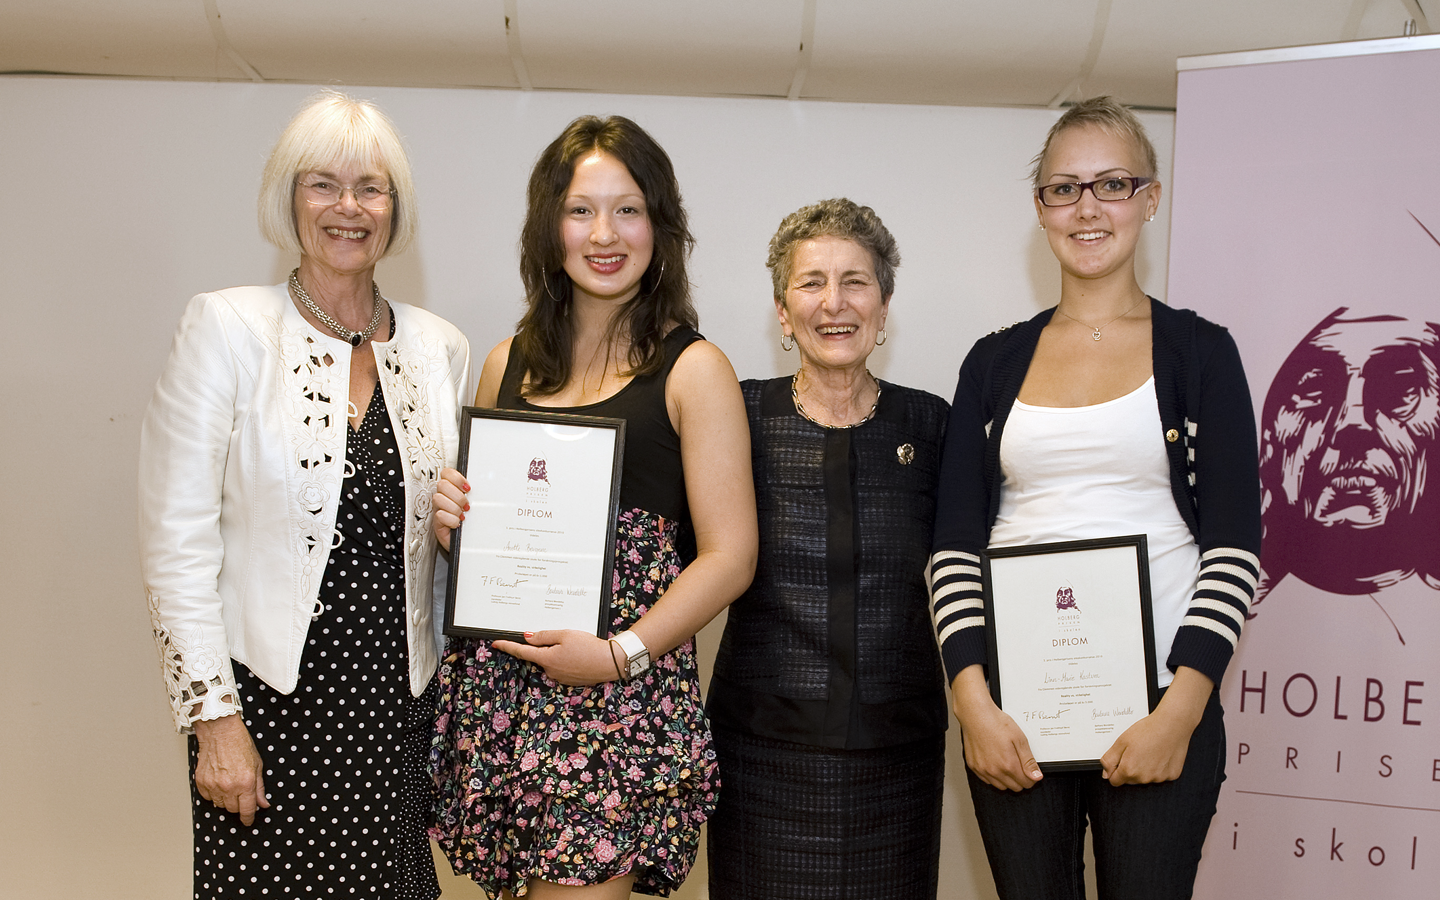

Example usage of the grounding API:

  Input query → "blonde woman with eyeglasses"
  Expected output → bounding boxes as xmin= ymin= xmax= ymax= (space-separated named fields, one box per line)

xmin=139 ymin=90 xmax=468 ymax=899
xmin=929 ymin=96 xmax=1261 ymax=899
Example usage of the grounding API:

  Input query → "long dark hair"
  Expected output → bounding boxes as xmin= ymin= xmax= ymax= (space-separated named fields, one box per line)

xmin=514 ymin=115 xmax=697 ymax=396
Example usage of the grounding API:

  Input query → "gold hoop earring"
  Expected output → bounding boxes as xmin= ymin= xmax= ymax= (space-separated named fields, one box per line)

xmin=544 ymin=274 xmax=565 ymax=303
xmin=780 ymin=333 xmax=795 ymax=352
xmin=875 ymin=329 xmax=887 ymax=347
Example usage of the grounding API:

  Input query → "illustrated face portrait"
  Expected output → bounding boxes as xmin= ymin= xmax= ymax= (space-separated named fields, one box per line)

xmin=1264 ymin=310 xmax=1440 ymax=530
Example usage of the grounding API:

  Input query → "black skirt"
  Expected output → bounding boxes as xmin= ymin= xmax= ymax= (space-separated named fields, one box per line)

xmin=707 ymin=728 xmax=945 ymax=900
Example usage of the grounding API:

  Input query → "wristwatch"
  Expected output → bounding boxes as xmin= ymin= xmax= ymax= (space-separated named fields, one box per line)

xmin=611 ymin=630 xmax=651 ymax=680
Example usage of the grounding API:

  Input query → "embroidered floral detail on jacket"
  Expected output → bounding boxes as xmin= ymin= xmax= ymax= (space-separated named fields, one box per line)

xmin=277 ymin=330 xmax=347 ymax=599
xmin=380 ymin=337 xmax=445 ymax=575
xmin=148 ymin=591 xmax=240 ymax=729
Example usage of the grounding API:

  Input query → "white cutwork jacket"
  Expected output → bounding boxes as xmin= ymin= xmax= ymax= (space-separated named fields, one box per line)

xmin=139 ymin=284 xmax=470 ymax=732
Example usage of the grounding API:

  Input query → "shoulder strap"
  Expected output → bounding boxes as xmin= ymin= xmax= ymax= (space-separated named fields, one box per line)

xmin=656 ymin=325 xmax=704 ymax=380
xmin=497 ymin=339 xmax=526 ymax=408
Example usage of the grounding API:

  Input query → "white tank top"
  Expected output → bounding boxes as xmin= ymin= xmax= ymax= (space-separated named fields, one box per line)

xmin=989 ymin=377 xmax=1199 ymax=688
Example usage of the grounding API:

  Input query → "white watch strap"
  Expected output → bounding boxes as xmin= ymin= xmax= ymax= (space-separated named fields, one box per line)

xmin=612 ymin=629 xmax=648 ymax=663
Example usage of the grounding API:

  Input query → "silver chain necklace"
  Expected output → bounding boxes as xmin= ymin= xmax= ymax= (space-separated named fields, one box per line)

xmin=791 ymin=371 xmax=881 ymax=429
xmin=289 ymin=268 xmax=384 ymax=347
xmin=1056 ymin=295 xmax=1146 ymax=341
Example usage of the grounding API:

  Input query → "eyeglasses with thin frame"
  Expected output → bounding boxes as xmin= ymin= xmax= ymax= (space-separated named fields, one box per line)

xmin=1036 ymin=176 xmax=1153 ymax=207
xmin=296 ymin=176 xmax=395 ymax=211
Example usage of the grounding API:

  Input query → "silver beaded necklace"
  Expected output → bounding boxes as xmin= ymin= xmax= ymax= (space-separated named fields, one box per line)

xmin=289 ymin=268 xmax=385 ymax=347
xmin=791 ymin=371 xmax=881 ymax=429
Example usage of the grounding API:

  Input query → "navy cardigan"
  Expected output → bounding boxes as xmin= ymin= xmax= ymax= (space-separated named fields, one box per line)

xmin=929 ymin=300 xmax=1262 ymax=688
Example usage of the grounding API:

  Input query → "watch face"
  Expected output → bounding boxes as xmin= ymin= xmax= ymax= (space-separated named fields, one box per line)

xmin=626 ymin=652 xmax=650 ymax=679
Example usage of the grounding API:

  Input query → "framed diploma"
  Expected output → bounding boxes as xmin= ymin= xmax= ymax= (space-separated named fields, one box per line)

xmin=443 ymin=407 xmax=625 ymax=641
xmin=982 ymin=536 xmax=1159 ymax=772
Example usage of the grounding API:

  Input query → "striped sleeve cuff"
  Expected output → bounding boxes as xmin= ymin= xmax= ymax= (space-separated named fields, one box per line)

xmin=929 ymin=550 xmax=987 ymax=683
xmin=1166 ymin=547 xmax=1260 ymax=685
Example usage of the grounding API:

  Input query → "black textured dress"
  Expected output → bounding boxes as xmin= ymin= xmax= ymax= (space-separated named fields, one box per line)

xmin=706 ymin=377 xmax=949 ymax=900
xmin=189 ymin=382 xmax=439 ymax=900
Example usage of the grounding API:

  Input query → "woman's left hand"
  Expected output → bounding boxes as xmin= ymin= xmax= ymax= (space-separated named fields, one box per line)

xmin=1100 ymin=666 xmax=1213 ymax=785
xmin=494 ymin=630 xmax=623 ymax=686
xmin=432 ymin=466 xmax=470 ymax=552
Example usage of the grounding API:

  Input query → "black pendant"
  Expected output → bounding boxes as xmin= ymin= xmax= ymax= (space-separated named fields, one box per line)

xmin=350 ymin=334 xmax=363 ymax=347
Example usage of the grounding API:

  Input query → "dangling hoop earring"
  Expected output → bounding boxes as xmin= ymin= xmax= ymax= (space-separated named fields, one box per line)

xmin=875 ymin=329 xmax=887 ymax=347
xmin=544 ymin=274 xmax=566 ymax=304
xmin=780 ymin=333 xmax=795 ymax=352
xmin=650 ymin=258 xmax=665 ymax=291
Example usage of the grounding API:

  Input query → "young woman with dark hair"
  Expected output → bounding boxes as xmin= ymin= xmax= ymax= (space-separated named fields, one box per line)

xmin=429 ymin=115 xmax=757 ymax=900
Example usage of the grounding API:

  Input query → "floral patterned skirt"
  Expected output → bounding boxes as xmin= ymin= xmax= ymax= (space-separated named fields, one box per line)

xmin=430 ymin=508 xmax=717 ymax=898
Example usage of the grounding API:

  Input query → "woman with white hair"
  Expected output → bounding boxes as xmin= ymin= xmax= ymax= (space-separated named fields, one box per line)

xmin=139 ymin=90 xmax=469 ymax=899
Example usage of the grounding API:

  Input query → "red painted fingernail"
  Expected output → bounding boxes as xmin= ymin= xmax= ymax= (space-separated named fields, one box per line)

xmin=463 ymin=482 xmax=471 ymax=492
xmin=523 ymin=632 xmax=534 ymax=638
xmin=463 ymin=502 xmax=471 ymax=511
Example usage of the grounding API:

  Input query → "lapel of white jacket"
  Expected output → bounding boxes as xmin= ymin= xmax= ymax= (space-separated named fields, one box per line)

xmin=374 ymin=305 xmax=445 ymax=593
xmin=273 ymin=297 xmax=350 ymax=603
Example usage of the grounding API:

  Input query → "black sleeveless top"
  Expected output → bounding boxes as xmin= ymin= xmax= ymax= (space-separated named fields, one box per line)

xmin=497 ymin=326 xmax=702 ymax=525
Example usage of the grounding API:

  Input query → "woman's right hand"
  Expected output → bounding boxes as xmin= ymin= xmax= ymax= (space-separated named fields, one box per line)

xmin=951 ymin=664 xmax=1043 ymax=792
xmin=193 ymin=713 xmax=269 ymax=826
xmin=432 ymin=466 xmax=470 ymax=552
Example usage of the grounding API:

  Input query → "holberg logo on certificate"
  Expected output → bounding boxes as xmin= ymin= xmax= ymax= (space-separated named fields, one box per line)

xmin=443 ymin=408 xmax=626 ymax=641
xmin=982 ymin=536 xmax=1160 ymax=772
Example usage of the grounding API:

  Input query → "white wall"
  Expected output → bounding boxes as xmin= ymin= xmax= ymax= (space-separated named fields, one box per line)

xmin=0 ymin=76 xmax=1173 ymax=899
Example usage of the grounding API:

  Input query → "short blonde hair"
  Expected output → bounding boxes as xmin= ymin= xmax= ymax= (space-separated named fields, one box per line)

xmin=1029 ymin=95 xmax=1159 ymax=188
xmin=258 ymin=90 xmax=417 ymax=257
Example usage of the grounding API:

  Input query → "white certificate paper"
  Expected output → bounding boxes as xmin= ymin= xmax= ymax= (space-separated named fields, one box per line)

xmin=444 ymin=408 xmax=624 ymax=640
xmin=983 ymin=536 xmax=1159 ymax=771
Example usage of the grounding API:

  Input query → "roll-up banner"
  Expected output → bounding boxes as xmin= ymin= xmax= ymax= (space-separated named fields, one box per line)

xmin=1169 ymin=35 xmax=1440 ymax=899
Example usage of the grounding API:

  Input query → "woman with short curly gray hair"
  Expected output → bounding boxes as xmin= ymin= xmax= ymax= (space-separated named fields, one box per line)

xmin=766 ymin=197 xmax=901 ymax=300
xmin=706 ymin=198 xmax=949 ymax=899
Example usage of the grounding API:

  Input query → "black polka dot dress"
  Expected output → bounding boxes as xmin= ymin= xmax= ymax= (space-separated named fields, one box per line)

xmin=189 ymin=384 xmax=440 ymax=899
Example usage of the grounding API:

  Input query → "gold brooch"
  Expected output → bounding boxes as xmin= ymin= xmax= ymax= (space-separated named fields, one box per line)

xmin=897 ymin=443 xmax=914 ymax=465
